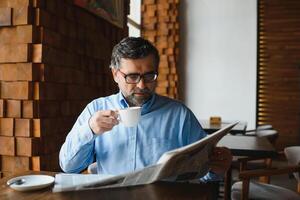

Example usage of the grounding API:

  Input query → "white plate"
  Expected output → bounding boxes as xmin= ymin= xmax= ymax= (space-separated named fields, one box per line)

xmin=7 ymin=175 xmax=55 ymax=191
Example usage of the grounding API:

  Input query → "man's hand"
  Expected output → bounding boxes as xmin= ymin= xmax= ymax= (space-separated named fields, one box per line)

xmin=89 ymin=110 xmax=119 ymax=135
xmin=209 ymin=147 xmax=232 ymax=175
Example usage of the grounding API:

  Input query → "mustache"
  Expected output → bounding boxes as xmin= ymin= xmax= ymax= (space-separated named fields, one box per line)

xmin=133 ymin=88 xmax=151 ymax=94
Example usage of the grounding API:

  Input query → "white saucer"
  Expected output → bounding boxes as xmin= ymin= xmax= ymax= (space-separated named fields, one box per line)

xmin=7 ymin=175 xmax=55 ymax=191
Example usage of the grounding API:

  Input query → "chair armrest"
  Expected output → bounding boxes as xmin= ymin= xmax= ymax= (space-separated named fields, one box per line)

xmin=237 ymin=156 xmax=272 ymax=163
xmin=244 ymin=132 xmax=256 ymax=136
xmin=238 ymin=156 xmax=274 ymax=171
xmin=239 ymin=165 xmax=300 ymax=179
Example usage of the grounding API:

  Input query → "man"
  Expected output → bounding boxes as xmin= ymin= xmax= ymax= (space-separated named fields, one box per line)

xmin=59 ymin=37 xmax=231 ymax=181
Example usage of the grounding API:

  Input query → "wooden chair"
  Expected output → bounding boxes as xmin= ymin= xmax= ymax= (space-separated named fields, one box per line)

xmin=285 ymin=146 xmax=300 ymax=193
xmin=244 ymin=124 xmax=273 ymax=135
xmin=231 ymin=146 xmax=300 ymax=200
xmin=245 ymin=129 xmax=278 ymax=146
xmin=237 ymin=129 xmax=279 ymax=183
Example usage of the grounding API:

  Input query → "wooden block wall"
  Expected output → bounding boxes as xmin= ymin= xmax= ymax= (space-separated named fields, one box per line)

xmin=0 ymin=0 xmax=128 ymax=177
xmin=141 ymin=0 xmax=180 ymax=99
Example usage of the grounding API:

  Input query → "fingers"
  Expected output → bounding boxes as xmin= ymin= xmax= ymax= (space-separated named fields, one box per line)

xmin=89 ymin=110 xmax=119 ymax=135
xmin=211 ymin=147 xmax=232 ymax=161
xmin=98 ymin=115 xmax=119 ymax=126
xmin=101 ymin=110 xmax=119 ymax=118
xmin=209 ymin=147 xmax=232 ymax=175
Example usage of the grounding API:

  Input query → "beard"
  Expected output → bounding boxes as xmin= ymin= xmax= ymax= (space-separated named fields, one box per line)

xmin=125 ymin=88 xmax=153 ymax=106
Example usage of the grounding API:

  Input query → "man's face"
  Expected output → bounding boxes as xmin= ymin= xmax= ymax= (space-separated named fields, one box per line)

xmin=112 ymin=54 xmax=157 ymax=106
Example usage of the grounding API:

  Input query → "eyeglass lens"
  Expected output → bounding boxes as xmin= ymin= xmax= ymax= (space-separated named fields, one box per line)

xmin=125 ymin=73 xmax=157 ymax=83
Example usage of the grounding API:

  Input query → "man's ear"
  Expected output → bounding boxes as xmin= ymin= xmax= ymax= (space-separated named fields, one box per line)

xmin=111 ymin=68 xmax=118 ymax=83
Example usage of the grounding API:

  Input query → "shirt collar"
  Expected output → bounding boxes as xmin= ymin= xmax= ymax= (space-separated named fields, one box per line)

xmin=117 ymin=91 xmax=156 ymax=114
xmin=117 ymin=91 xmax=129 ymax=109
xmin=141 ymin=93 xmax=156 ymax=114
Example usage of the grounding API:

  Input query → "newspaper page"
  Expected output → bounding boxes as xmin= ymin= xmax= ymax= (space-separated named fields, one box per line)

xmin=53 ymin=122 xmax=238 ymax=192
xmin=53 ymin=174 xmax=115 ymax=192
xmin=153 ymin=121 xmax=238 ymax=181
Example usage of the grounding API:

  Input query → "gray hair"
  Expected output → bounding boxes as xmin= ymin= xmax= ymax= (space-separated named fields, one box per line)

xmin=110 ymin=37 xmax=160 ymax=70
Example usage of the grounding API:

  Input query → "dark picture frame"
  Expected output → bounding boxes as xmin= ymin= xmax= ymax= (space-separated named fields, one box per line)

xmin=74 ymin=0 xmax=124 ymax=28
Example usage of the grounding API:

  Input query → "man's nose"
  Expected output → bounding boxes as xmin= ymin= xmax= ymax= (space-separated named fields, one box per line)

xmin=136 ymin=78 xmax=146 ymax=89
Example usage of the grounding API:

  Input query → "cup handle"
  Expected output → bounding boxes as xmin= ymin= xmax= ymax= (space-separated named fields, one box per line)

xmin=117 ymin=114 xmax=121 ymax=123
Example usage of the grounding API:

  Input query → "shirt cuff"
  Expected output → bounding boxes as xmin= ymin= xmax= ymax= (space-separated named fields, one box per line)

xmin=200 ymin=171 xmax=223 ymax=183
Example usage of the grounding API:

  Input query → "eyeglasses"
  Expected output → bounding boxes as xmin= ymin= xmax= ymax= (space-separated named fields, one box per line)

xmin=118 ymin=70 xmax=158 ymax=84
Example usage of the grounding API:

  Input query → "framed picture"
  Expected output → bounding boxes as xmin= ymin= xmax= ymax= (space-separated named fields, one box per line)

xmin=74 ymin=0 xmax=125 ymax=28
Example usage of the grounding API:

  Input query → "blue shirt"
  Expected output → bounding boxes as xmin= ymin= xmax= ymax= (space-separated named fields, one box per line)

xmin=59 ymin=92 xmax=219 ymax=181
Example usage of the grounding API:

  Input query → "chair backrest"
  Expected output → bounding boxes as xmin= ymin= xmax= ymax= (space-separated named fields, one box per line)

xmin=257 ymin=124 xmax=273 ymax=131
xmin=246 ymin=124 xmax=273 ymax=133
xmin=284 ymin=146 xmax=300 ymax=182
xmin=256 ymin=129 xmax=278 ymax=145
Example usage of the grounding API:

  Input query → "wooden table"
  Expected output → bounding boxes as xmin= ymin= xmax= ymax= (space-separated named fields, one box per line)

xmin=217 ymin=135 xmax=277 ymax=200
xmin=218 ymin=135 xmax=277 ymax=158
xmin=200 ymin=120 xmax=247 ymax=135
xmin=0 ymin=171 xmax=219 ymax=200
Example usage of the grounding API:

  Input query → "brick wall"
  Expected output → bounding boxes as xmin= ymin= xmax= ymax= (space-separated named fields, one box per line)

xmin=141 ymin=0 xmax=179 ymax=99
xmin=0 ymin=0 xmax=128 ymax=177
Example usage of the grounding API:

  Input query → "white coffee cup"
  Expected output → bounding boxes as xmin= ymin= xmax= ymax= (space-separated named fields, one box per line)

xmin=118 ymin=107 xmax=142 ymax=127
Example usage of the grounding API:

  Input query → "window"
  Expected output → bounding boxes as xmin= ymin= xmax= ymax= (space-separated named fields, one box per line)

xmin=127 ymin=0 xmax=141 ymax=37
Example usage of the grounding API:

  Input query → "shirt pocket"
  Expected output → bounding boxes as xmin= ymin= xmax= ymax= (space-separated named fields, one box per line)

xmin=145 ymin=137 xmax=178 ymax=164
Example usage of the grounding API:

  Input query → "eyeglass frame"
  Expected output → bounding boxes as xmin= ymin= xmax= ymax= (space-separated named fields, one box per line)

xmin=117 ymin=70 xmax=158 ymax=84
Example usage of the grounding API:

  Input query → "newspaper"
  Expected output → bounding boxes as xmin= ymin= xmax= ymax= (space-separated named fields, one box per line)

xmin=53 ymin=174 xmax=115 ymax=192
xmin=53 ymin=122 xmax=238 ymax=192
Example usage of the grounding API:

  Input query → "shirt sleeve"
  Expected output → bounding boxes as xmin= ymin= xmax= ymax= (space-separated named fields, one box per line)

xmin=183 ymin=107 xmax=207 ymax=144
xmin=59 ymin=102 xmax=97 ymax=173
